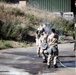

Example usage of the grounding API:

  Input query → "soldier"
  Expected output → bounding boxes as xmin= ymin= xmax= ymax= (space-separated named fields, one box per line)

xmin=42 ymin=29 xmax=59 ymax=68
xmin=40 ymin=31 xmax=48 ymax=62
xmin=35 ymin=31 xmax=41 ymax=57
xmin=35 ymin=25 xmax=45 ymax=57
xmin=36 ymin=24 xmax=51 ymax=57
xmin=47 ymin=29 xmax=59 ymax=68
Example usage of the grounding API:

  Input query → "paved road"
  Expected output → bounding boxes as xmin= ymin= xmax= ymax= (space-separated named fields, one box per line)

xmin=0 ymin=43 xmax=76 ymax=75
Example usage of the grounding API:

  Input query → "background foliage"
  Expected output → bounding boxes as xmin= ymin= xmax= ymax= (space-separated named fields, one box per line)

xmin=0 ymin=2 xmax=75 ymax=49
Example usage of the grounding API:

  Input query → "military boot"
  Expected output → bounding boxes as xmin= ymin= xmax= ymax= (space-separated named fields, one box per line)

xmin=43 ymin=59 xmax=47 ymax=63
xmin=54 ymin=64 xmax=58 ymax=68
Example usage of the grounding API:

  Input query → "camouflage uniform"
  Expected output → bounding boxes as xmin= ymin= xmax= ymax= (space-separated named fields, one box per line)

xmin=36 ymin=25 xmax=44 ymax=57
xmin=40 ymin=32 xmax=48 ymax=60
xmin=41 ymin=29 xmax=59 ymax=68
xmin=47 ymin=33 xmax=59 ymax=68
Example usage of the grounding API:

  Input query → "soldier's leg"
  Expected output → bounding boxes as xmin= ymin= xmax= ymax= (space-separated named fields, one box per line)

xmin=46 ymin=46 xmax=53 ymax=68
xmin=53 ymin=50 xmax=58 ymax=68
xmin=40 ymin=49 xmax=47 ymax=63
xmin=47 ymin=53 xmax=51 ymax=68
xmin=37 ymin=47 xmax=41 ymax=57
xmin=53 ymin=55 xmax=58 ymax=68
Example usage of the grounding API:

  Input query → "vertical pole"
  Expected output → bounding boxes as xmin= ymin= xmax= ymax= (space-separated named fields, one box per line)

xmin=75 ymin=23 xmax=76 ymax=40
xmin=74 ymin=23 xmax=76 ymax=50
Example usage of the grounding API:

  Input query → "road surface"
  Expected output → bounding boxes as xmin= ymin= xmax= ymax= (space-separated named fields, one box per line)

xmin=0 ymin=43 xmax=76 ymax=75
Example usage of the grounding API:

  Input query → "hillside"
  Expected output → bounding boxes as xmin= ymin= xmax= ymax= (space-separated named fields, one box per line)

xmin=0 ymin=2 xmax=75 ymax=49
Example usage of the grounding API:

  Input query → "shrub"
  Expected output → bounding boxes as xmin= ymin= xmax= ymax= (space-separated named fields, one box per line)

xmin=1 ymin=20 xmax=10 ymax=38
xmin=0 ymin=5 xmax=4 ymax=10
xmin=0 ymin=5 xmax=38 ymax=41
xmin=11 ymin=24 xmax=23 ymax=41
xmin=4 ymin=42 xmax=12 ymax=48
xmin=11 ymin=8 xmax=25 ymax=16
xmin=50 ymin=17 xmax=75 ymax=35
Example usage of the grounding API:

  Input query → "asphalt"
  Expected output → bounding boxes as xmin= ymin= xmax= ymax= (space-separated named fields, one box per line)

xmin=0 ymin=43 xmax=76 ymax=75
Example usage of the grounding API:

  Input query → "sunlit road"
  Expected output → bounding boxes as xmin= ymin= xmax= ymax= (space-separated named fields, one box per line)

xmin=0 ymin=43 xmax=75 ymax=75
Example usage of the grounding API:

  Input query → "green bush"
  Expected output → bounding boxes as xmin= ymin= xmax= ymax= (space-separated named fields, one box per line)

xmin=0 ymin=5 xmax=39 ymax=41
xmin=4 ymin=42 xmax=12 ymax=48
xmin=11 ymin=8 xmax=25 ymax=16
xmin=1 ymin=20 xmax=10 ymax=38
xmin=11 ymin=25 xmax=23 ymax=40
xmin=0 ymin=5 xmax=4 ymax=10
xmin=50 ymin=17 xmax=75 ymax=35
xmin=0 ymin=18 xmax=35 ymax=41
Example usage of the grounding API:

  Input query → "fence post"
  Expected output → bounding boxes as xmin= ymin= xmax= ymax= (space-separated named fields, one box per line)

xmin=74 ymin=23 xmax=76 ymax=50
xmin=74 ymin=23 xmax=76 ymax=40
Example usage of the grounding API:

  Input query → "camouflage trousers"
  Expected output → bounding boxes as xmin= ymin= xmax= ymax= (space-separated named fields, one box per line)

xmin=37 ymin=46 xmax=41 ymax=56
xmin=40 ymin=46 xmax=58 ymax=66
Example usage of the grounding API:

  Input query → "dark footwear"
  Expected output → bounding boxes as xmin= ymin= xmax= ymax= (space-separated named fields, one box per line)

xmin=54 ymin=64 xmax=58 ymax=68
xmin=48 ymin=65 xmax=50 ymax=68
xmin=43 ymin=59 xmax=47 ymax=63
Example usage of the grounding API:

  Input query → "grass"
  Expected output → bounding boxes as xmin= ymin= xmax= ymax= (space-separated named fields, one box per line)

xmin=0 ymin=40 xmax=34 ymax=50
xmin=0 ymin=2 xmax=75 ymax=50
xmin=0 ymin=2 xmax=41 ymax=50
xmin=0 ymin=2 xmax=40 ymax=41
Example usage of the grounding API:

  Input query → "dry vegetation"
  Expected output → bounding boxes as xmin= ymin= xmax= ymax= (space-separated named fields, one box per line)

xmin=0 ymin=2 xmax=57 ymax=49
xmin=0 ymin=2 xmax=75 ymax=49
xmin=0 ymin=2 xmax=58 ymax=21
xmin=0 ymin=2 xmax=57 ymax=39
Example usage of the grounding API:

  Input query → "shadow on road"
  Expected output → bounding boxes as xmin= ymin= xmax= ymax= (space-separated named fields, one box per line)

xmin=1 ymin=51 xmax=76 ymax=75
